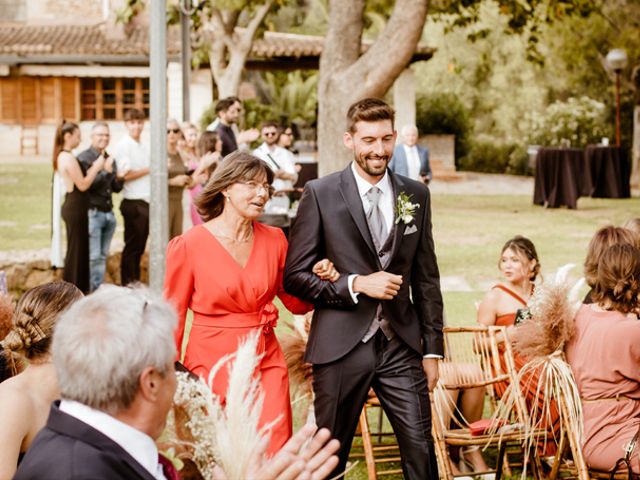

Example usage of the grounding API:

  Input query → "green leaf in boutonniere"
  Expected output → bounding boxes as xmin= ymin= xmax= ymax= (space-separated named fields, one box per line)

xmin=395 ymin=192 xmax=419 ymax=225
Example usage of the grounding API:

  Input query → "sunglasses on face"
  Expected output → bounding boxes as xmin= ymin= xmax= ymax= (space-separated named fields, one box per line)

xmin=167 ymin=128 xmax=181 ymax=134
xmin=263 ymin=132 xmax=278 ymax=137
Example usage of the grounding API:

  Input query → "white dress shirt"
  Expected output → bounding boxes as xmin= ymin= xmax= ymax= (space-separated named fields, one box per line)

xmin=59 ymin=399 xmax=167 ymax=480
xmin=114 ymin=135 xmax=151 ymax=202
xmin=253 ymin=143 xmax=298 ymax=213
xmin=403 ymin=144 xmax=422 ymax=181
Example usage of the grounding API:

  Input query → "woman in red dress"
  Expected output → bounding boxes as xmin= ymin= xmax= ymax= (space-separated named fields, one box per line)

xmin=477 ymin=235 xmax=559 ymax=455
xmin=164 ymin=151 xmax=337 ymax=455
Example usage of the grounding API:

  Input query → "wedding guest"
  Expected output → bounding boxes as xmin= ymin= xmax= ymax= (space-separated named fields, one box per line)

xmin=389 ymin=124 xmax=432 ymax=183
xmin=179 ymin=122 xmax=200 ymax=167
xmin=583 ymin=226 xmax=639 ymax=304
xmin=477 ymin=235 xmax=559 ymax=455
xmin=167 ymin=119 xmax=192 ymax=240
xmin=77 ymin=122 xmax=124 ymax=292
xmin=187 ymin=131 xmax=222 ymax=227
xmin=623 ymin=217 xmax=640 ymax=237
xmin=277 ymin=124 xmax=299 ymax=155
xmin=114 ymin=109 xmax=150 ymax=286
xmin=0 ymin=293 xmax=14 ymax=383
xmin=565 ymin=243 xmax=640 ymax=473
xmin=0 ymin=281 xmax=83 ymax=479
xmin=55 ymin=121 xmax=106 ymax=293
xmin=253 ymin=121 xmax=298 ymax=233
xmin=206 ymin=97 xmax=259 ymax=158
xmin=164 ymin=151 xmax=338 ymax=455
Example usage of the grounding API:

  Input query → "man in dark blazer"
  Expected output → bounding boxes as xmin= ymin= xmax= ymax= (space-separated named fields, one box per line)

xmin=284 ymin=98 xmax=444 ymax=478
xmin=389 ymin=124 xmax=432 ymax=183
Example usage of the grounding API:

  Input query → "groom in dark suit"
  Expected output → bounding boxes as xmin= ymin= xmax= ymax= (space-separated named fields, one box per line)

xmin=284 ymin=98 xmax=443 ymax=478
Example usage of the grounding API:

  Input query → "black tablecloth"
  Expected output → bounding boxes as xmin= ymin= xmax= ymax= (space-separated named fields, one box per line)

xmin=533 ymin=148 xmax=585 ymax=209
xmin=583 ymin=145 xmax=631 ymax=199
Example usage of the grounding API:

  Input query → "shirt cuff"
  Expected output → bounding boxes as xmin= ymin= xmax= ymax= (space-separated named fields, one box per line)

xmin=347 ymin=274 xmax=360 ymax=304
xmin=423 ymin=354 xmax=443 ymax=359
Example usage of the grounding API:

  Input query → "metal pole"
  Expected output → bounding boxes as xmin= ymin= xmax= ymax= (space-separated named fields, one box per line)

xmin=149 ymin=0 xmax=168 ymax=292
xmin=180 ymin=0 xmax=191 ymax=122
xmin=616 ymin=71 xmax=622 ymax=147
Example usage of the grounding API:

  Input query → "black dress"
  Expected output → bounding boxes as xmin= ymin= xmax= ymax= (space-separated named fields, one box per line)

xmin=61 ymin=155 xmax=90 ymax=293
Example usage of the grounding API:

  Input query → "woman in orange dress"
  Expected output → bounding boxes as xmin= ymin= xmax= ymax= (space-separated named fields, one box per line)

xmin=477 ymin=235 xmax=559 ymax=455
xmin=164 ymin=151 xmax=337 ymax=455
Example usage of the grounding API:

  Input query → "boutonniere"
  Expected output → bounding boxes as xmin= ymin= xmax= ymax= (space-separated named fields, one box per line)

xmin=395 ymin=192 xmax=419 ymax=225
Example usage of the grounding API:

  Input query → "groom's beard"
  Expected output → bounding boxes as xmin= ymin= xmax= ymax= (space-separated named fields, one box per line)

xmin=354 ymin=153 xmax=390 ymax=177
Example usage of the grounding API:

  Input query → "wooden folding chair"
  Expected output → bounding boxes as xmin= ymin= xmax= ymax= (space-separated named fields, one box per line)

xmin=350 ymin=392 xmax=402 ymax=479
xmin=431 ymin=325 xmax=545 ymax=480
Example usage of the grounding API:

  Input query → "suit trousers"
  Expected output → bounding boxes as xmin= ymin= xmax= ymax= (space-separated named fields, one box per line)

xmin=313 ymin=330 xmax=438 ymax=479
xmin=119 ymin=199 xmax=149 ymax=286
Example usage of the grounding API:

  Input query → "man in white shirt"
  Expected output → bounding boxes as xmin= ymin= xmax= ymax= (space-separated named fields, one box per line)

xmin=16 ymin=285 xmax=341 ymax=480
xmin=389 ymin=124 xmax=432 ymax=184
xmin=113 ymin=108 xmax=150 ymax=286
xmin=253 ymin=122 xmax=299 ymax=232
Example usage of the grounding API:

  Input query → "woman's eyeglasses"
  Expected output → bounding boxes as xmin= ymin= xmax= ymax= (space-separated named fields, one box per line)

xmin=239 ymin=180 xmax=274 ymax=196
xmin=167 ymin=128 xmax=181 ymax=134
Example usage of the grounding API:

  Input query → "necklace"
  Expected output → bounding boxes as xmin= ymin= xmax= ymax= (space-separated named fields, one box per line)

xmin=214 ymin=227 xmax=253 ymax=243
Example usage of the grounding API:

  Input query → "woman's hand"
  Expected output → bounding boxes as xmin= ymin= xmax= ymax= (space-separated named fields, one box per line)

xmin=312 ymin=259 xmax=340 ymax=282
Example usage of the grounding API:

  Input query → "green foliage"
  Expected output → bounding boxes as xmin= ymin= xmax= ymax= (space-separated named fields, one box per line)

xmin=526 ymin=96 xmax=610 ymax=148
xmin=458 ymin=140 xmax=531 ymax=175
xmin=115 ymin=0 xmax=145 ymax=24
xmin=416 ymin=93 xmax=472 ymax=162
xmin=261 ymin=71 xmax=318 ymax=126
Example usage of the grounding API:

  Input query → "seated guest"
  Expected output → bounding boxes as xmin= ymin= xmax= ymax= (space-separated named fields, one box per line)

xmin=0 ymin=281 xmax=83 ymax=479
xmin=0 ymin=293 xmax=14 ymax=383
xmin=583 ymin=226 xmax=639 ymax=304
xmin=477 ymin=235 xmax=559 ymax=455
xmin=389 ymin=124 xmax=432 ymax=183
xmin=623 ymin=217 xmax=640 ymax=237
xmin=16 ymin=285 xmax=338 ymax=480
xmin=565 ymin=243 xmax=640 ymax=473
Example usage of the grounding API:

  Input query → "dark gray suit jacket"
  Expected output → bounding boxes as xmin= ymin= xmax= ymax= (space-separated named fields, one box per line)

xmin=283 ymin=166 xmax=443 ymax=364
xmin=15 ymin=401 xmax=156 ymax=480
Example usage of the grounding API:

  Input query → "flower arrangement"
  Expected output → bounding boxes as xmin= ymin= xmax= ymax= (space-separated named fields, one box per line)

xmin=160 ymin=332 xmax=272 ymax=480
xmin=395 ymin=192 xmax=419 ymax=225
xmin=526 ymin=96 xmax=609 ymax=148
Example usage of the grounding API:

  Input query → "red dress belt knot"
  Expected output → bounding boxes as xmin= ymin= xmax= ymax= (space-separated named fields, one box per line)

xmin=259 ymin=302 xmax=279 ymax=334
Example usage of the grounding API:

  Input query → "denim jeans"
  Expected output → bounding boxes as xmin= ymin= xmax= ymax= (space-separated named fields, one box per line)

xmin=88 ymin=209 xmax=117 ymax=292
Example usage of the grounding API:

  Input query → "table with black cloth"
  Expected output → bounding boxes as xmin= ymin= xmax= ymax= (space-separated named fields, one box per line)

xmin=533 ymin=147 xmax=586 ymax=209
xmin=583 ymin=145 xmax=631 ymax=199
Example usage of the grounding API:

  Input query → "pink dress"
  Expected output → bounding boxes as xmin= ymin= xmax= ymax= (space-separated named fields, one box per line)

xmin=187 ymin=160 xmax=203 ymax=226
xmin=565 ymin=305 xmax=640 ymax=472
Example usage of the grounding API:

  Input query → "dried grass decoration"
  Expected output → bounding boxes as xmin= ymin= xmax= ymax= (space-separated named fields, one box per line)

xmin=280 ymin=313 xmax=313 ymax=400
xmin=162 ymin=331 xmax=280 ymax=480
xmin=487 ymin=264 xmax=585 ymax=477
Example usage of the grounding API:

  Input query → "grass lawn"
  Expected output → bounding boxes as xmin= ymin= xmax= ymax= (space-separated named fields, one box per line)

xmin=2 ymin=161 xmax=639 ymax=478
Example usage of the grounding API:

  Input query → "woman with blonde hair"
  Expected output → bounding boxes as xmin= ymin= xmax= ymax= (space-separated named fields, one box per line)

xmin=0 ymin=281 xmax=83 ymax=478
xmin=566 ymin=243 xmax=640 ymax=473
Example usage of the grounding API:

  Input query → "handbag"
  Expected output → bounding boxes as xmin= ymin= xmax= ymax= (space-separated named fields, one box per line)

xmin=609 ymin=426 xmax=640 ymax=480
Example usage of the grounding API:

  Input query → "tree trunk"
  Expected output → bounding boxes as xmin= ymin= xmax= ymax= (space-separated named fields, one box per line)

xmin=632 ymin=104 xmax=640 ymax=188
xmin=317 ymin=0 xmax=429 ymax=175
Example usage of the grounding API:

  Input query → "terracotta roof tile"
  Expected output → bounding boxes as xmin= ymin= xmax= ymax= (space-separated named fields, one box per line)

xmin=0 ymin=23 xmax=434 ymax=61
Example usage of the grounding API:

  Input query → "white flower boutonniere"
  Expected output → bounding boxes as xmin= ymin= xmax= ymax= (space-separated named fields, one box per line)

xmin=395 ymin=192 xmax=419 ymax=225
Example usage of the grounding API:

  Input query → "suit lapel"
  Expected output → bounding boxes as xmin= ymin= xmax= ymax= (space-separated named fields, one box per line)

xmin=388 ymin=171 xmax=409 ymax=262
xmin=338 ymin=167 xmax=380 ymax=267
xmin=47 ymin=402 xmax=157 ymax=480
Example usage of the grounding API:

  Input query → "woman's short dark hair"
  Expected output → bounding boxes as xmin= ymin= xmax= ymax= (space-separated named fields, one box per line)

xmin=195 ymin=151 xmax=274 ymax=221
xmin=584 ymin=226 xmax=639 ymax=288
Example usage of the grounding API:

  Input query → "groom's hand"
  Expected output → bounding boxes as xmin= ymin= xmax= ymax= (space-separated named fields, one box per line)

xmin=353 ymin=272 xmax=402 ymax=300
xmin=422 ymin=358 xmax=439 ymax=391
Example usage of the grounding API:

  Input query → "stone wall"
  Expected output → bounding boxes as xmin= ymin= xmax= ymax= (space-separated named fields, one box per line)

xmin=1 ymin=250 xmax=148 ymax=296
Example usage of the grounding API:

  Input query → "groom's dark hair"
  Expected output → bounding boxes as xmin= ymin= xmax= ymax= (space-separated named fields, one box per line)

xmin=346 ymin=98 xmax=395 ymax=133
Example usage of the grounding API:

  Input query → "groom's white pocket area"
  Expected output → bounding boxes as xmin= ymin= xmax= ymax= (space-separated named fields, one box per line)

xmin=404 ymin=225 xmax=418 ymax=235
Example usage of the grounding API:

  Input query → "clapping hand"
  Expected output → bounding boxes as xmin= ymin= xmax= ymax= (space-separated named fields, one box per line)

xmin=312 ymin=259 xmax=340 ymax=282
xmin=212 ymin=425 xmax=340 ymax=480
